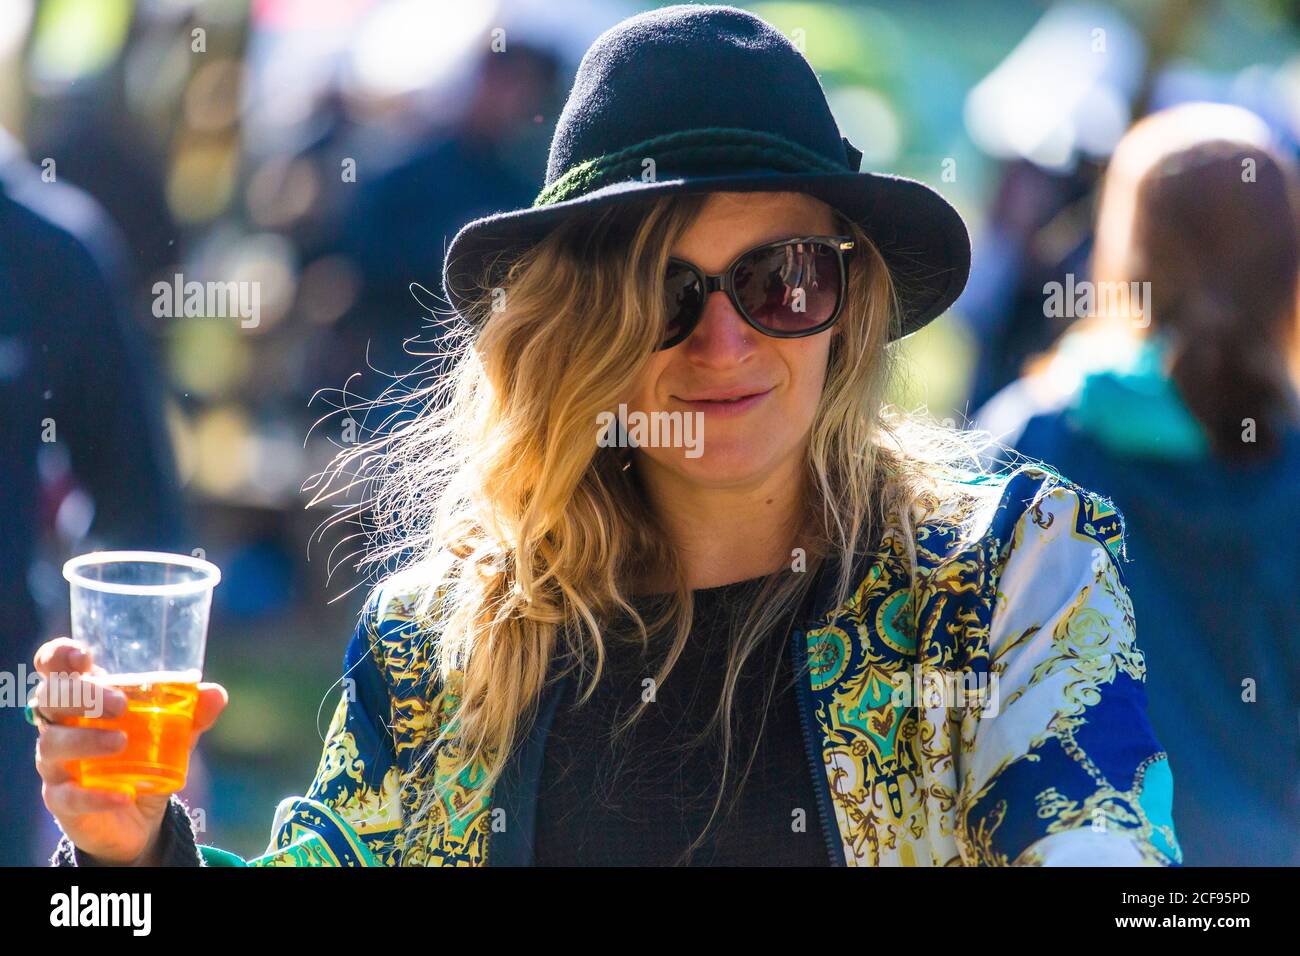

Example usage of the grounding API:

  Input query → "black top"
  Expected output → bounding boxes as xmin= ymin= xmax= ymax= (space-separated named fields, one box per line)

xmin=532 ymin=573 xmax=832 ymax=866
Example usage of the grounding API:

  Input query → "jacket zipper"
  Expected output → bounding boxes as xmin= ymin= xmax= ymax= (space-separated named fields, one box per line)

xmin=791 ymin=618 xmax=846 ymax=867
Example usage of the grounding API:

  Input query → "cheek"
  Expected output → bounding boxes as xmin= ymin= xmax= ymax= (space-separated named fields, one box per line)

xmin=786 ymin=337 xmax=833 ymax=409
xmin=623 ymin=361 xmax=664 ymax=412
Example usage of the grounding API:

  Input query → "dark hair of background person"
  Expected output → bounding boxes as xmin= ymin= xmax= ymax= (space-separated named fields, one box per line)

xmin=1127 ymin=140 xmax=1300 ymax=461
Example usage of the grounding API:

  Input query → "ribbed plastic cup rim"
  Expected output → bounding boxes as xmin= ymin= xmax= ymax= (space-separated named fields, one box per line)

xmin=63 ymin=550 xmax=222 ymax=597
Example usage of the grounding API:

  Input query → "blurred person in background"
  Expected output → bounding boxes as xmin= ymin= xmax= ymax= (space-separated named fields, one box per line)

xmin=956 ymin=2 xmax=1142 ymax=412
xmin=977 ymin=102 xmax=1300 ymax=865
xmin=23 ymin=85 xmax=178 ymax=296
xmin=317 ymin=40 xmax=563 ymax=405
xmin=956 ymin=0 xmax=1300 ymax=415
xmin=291 ymin=31 xmax=566 ymax=594
xmin=958 ymin=158 xmax=1101 ymax=412
xmin=0 ymin=126 xmax=188 ymax=864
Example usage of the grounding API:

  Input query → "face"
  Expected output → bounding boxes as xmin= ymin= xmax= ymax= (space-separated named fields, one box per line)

xmin=623 ymin=191 xmax=842 ymax=492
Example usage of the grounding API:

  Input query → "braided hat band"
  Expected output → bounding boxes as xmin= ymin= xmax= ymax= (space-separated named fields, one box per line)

xmin=534 ymin=127 xmax=865 ymax=208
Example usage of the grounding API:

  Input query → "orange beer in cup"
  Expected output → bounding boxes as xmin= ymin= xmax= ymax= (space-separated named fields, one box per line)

xmin=66 ymin=671 xmax=203 ymax=795
xmin=61 ymin=551 xmax=220 ymax=797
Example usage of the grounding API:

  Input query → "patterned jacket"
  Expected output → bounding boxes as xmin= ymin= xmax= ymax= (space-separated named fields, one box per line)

xmin=52 ymin=465 xmax=1182 ymax=867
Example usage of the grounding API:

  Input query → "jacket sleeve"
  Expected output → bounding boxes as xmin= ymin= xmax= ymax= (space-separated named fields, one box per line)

xmin=954 ymin=480 xmax=1182 ymax=866
xmin=24 ymin=168 xmax=189 ymax=555
xmin=51 ymin=586 xmax=404 ymax=867
xmin=50 ymin=792 xmax=209 ymax=867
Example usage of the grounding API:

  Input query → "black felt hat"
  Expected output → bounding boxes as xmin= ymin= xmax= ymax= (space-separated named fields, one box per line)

xmin=442 ymin=3 xmax=970 ymax=338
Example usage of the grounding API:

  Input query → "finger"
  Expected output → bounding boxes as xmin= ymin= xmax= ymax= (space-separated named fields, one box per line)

xmin=36 ymin=724 xmax=128 ymax=780
xmin=188 ymin=683 xmax=229 ymax=749
xmin=33 ymin=638 xmax=92 ymax=676
xmin=191 ymin=683 xmax=229 ymax=735
xmin=44 ymin=780 xmax=134 ymax=818
xmin=32 ymin=672 xmax=126 ymax=723
xmin=33 ymin=734 xmax=71 ymax=785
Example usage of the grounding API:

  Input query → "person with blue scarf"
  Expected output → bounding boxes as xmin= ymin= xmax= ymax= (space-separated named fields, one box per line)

xmin=978 ymin=102 xmax=1300 ymax=865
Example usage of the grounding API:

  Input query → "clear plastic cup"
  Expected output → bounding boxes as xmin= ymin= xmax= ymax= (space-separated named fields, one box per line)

xmin=61 ymin=551 xmax=221 ymax=796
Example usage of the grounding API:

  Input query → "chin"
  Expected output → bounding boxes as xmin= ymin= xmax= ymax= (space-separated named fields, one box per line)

xmin=651 ymin=438 xmax=782 ymax=487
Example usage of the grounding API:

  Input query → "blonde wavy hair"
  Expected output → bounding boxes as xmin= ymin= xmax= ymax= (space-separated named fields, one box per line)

xmin=310 ymin=190 xmax=996 ymax=863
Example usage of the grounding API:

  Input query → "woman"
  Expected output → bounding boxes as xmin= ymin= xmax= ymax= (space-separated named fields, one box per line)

xmin=33 ymin=5 xmax=1179 ymax=867
xmin=977 ymin=102 xmax=1300 ymax=865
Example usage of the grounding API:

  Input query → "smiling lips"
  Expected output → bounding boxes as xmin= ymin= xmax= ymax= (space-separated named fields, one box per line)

xmin=673 ymin=385 xmax=775 ymax=415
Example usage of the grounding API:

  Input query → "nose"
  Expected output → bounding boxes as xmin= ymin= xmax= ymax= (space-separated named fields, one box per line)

xmin=680 ymin=290 xmax=757 ymax=364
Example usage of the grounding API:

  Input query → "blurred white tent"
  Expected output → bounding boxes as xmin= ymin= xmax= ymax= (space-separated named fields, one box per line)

xmin=964 ymin=2 xmax=1146 ymax=171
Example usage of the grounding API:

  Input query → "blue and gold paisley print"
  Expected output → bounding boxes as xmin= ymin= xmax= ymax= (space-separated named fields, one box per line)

xmin=203 ymin=465 xmax=1179 ymax=867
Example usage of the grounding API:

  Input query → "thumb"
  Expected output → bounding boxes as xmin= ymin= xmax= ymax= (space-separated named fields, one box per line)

xmin=188 ymin=683 xmax=229 ymax=748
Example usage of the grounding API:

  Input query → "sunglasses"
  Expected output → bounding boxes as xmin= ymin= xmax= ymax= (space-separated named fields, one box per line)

xmin=659 ymin=234 xmax=854 ymax=350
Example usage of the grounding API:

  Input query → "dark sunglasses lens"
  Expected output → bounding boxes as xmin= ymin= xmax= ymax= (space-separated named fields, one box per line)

xmin=663 ymin=261 xmax=703 ymax=346
xmin=733 ymin=241 xmax=843 ymax=333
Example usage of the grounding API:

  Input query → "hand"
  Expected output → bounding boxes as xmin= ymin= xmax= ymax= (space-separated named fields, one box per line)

xmin=32 ymin=638 xmax=228 ymax=865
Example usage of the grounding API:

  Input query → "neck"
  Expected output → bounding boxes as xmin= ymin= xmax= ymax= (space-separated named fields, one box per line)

xmin=634 ymin=452 xmax=807 ymax=592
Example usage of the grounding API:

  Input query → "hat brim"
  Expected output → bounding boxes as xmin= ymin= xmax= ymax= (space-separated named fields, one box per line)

xmin=442 ymin=170 xmax=970 ymax=339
